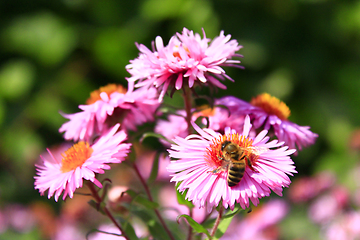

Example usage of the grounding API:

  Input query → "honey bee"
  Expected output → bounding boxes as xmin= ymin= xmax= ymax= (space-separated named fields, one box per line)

xmin=212 ymin=140 xmax=266 ymax=187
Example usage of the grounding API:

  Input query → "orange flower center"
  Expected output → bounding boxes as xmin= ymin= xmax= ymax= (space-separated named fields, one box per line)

xmin=194 ymin=105 xmax=216 ymax=118
xmin=60 ymin=142 xmax=93 ymax=173
xmin=205 ymin=133 xmax=255 ymax=169
xmin=86 ymin=84 xmax=127 ymax=105
xmin=172 ymin=45 xmax=190 ymax=59
xmin=250 ymin=93 xmax=290 ymax=120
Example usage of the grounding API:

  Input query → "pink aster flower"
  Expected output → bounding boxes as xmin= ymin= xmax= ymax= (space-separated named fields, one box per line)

xmin=308 ymin=185 xmax=349 ymax=224
xmin=325 ymin=211 xmax=360 ymax=240
xmin=34 ymin=124 xmax=131 ymax=201
xmin=288 ymin=171 xmax=336 ymax=203
xmin=126 ymin=27 xmax=243 ymax=101
xmin=167 ymin=115 xmax=296 ymax=211
xmin=59 ymin=84 xmax=159 ymax=142
xmin=216 ymin=94 xmax=318 ymax=151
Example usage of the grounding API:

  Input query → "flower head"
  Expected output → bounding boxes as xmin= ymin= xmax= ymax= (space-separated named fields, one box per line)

xmin=126 ymin=28 xmax=243 ymax=101
xmin=167 ymin=115 xmax=296 ymax=211
xmin=216 ymin=94 xmax=318 ymax=151
xmin=59 ymin=84 xmax=159 ymax=142
xmin=34 ymin=124 xmax=131 ymax=201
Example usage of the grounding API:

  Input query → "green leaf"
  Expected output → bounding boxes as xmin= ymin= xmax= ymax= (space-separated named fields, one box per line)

xmin=118 ymin=218 xmax=140 ymax=240
xmin=176 ymin=183 xmax=194 ymax=208
xmin=223 ymin=205 xmax=242 ymax=219
xmin=212 ymin=207 xmax=242 ymax=240
xmin=212 ymin=216 xmax=233 ymax=240
xmin=177 ymin=214 xmax=211 ymax=239
xmin=140 ymin=132 xmax=175 ymax=145
xmin=126 ymin=190 xmax=159 ymax=209
xmin=147 ymin=151 xmax=160 ymax=184
xmin=194 ymin=115 xmax=209 ymax=129
xmin=131 ymin=207 xmax=180 ymax=240
xmin=134 ymin=195 xmax=159 ymax=209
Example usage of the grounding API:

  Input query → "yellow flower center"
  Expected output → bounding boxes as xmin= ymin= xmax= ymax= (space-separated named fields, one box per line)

xmin=250 ymin=93 xmax=291 ymax=120
xmin=60 ymin=142 xmax=93 ymax=173
xmin=206 ymin=133 xmax=254 ymax=169
xmin=194 ymin=105 xmax=216 ymax=118
xmin=172 ymin=45 xmax=190 ymax=59
xmin=86 ymin=84 xmax=127 ymax=105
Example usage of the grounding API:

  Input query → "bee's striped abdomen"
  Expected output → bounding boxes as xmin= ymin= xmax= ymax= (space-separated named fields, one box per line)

xmin=227 ymin=161 xmax=246 ymax=187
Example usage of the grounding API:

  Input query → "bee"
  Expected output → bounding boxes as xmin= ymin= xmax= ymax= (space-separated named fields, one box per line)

xmin=212 ymin=140 xmax=266 ymax=187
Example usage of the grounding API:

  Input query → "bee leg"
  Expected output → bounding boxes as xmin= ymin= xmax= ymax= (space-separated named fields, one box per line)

xmin=246 ymin=155 xmax=257 ymax=172
xmin=211 ymin=167 xmax=221 ymax=174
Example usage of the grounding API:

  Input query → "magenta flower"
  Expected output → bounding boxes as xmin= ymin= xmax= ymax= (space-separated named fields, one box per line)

xmin=167 ymin=115 xmax=296 ymax=211
xmin=59 ymin=84 xmax=159 ymax=142
xmin=216 ymin=93 xmax=318 ymax=151
xmin=288 ymin=171 xmax=335 ymax=203
xmin=34 ymin=124 xmax=131 ymax=201
xmin=126 ymin=28 xmax=243 ymax=101
xmin=325 ymin=211 xmax=360 ymax=240
xmin=308 ymin=186 xmax=349 ymax=224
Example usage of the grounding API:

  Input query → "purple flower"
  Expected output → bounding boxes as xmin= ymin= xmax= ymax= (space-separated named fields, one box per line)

xmin=167 ymin=115 xmax=296 ymax=211
xmin=126 ymin=28 xmax=243 ymax=101
xmin=217 ymin=93 xmax=318 ymax=152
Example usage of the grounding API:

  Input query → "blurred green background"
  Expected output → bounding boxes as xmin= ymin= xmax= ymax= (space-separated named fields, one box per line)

xmin=0 ymin=0 xmax=359 ymax=239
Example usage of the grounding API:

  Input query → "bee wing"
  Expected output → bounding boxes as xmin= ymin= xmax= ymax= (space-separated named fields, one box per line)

xmin=248 ymin=146 xmax=269 ymax=155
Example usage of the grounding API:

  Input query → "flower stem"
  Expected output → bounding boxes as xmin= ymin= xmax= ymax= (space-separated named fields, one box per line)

xmin=132 ymin=163 xmax=175 ymax=240
xmin=182 ymin=85 xmax=193 ymax=135
xmin=86 ymin=182 xmax=130 ymax=240
xmin=182 ymin=83 xmax=195 ymax=239
xmin=187 ymin=208 xmax=194 ymax=240
xmin=210 ymin=205 xmax=224 ymax=237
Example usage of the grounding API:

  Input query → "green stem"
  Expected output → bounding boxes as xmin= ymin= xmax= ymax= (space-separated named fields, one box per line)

xmin=182 ymin=85 xmax=193 ymax=135
xmin=86 ymin=182 xmax=130 ymax=240
xmin=182 ymin=84 xmax=195 ymax=240
xmin=210 ymin=205 xmax=224 ymax=237
xmin=132 ymin=163 xmax=176 ymax=240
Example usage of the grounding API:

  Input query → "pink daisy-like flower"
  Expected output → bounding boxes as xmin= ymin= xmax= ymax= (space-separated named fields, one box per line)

xmin=216 ymin=94 xmax=318 ymax=151
xmin=325 ymin=211 xmax=360 ymax=240
xmin=34 ymin=124 xmax=131 ymax=201
xmin=59 ymin=84 xmax=159 ymax=142
xmin=167 ymin=115 xmax=296 ymax=211
xmin=126 ymin=27 xmax=243 ymax=101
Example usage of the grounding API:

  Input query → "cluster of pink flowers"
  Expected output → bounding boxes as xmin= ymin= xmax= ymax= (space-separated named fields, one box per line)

xmin=288 ymin=168 xmax=360 ymax=240
xmin=33 ymin=27 xmax=318 ymax=239
xmin=35 ymin=82 xmax=161 ymax=202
